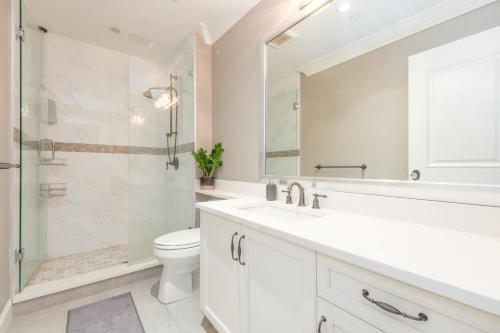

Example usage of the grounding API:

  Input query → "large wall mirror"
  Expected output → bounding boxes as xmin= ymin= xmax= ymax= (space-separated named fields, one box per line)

xmin=265 ymin=0 xmax=500 ymax=186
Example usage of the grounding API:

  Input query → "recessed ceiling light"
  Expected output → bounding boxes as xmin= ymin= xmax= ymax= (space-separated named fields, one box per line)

xmin=338 ymin=1 xmax=351 ymax=13
xmin=110 ymin=26 xmax=121 ymax=34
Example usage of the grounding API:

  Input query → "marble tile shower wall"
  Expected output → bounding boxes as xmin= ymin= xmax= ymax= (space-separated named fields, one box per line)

xmin=35 ymin=33 xmax=194 ymax=258
xmin=40 ymin=34 xmax=129 ymax=258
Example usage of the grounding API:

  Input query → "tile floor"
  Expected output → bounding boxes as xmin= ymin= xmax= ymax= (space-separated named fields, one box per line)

xmin=9 ymin=276 xmax=216 ymax=333
xmin=28 ymin=245 xmax=128 ymax=285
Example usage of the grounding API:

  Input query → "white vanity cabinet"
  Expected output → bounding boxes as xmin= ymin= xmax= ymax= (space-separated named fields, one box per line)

xmin=239 ymin=225 xmax=316 ymax=333
xmin=200 ymin=212 xmax=241 ymax=333
xmin=199 ymin=205 xmax=500 ymax=333
xmin=316 ymin=255 xmax=500 ymax=333
xmin=200 ymin=211 xmax=316 ymax=333
xmin=317 ymin=298 xmax=382 ymax=333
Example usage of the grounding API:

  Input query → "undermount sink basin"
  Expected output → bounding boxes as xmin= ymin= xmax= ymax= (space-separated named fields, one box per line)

xmin=237 ymin=203 xmax=328 ymax=223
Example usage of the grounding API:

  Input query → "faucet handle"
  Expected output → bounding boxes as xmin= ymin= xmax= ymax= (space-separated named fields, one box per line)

xmin=312 ymin=193 xmax=327 ymax=209
xmin=282 ymin=189 xmax=292 ymax=204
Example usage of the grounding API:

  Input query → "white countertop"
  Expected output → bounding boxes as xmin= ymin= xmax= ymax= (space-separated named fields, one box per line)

xmin=195 ymin=191 xmax=500 ymax=317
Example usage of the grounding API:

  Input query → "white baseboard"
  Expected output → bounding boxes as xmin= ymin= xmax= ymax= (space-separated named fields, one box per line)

xmin=0 ymin=300 xmax=13 ymax=333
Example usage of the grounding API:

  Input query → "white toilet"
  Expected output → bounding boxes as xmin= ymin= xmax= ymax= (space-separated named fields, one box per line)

xmin=153 ymin=228 xmax=200 ymax=304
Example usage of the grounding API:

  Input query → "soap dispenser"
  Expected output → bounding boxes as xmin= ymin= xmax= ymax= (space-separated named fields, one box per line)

xmin=266 ymin=178 xmax=277 ymax=201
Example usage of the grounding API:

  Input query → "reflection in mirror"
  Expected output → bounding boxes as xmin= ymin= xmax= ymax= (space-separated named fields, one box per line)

xmin=265 ymin=0 xmax=500 ymax=185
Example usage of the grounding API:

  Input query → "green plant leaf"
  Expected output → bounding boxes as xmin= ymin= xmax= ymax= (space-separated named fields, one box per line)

xmin=192 ymin=143 xmax=224 ymax=177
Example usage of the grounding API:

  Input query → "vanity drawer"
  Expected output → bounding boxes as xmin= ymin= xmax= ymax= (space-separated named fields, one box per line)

xmin=317 ymin=297 xmax=383 ymax=333
xmin=317 ymin=254 xmax=500 ymax=333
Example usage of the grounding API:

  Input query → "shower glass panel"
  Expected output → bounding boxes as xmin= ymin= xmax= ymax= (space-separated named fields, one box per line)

xmin=265 ymin=75 xmax=300 ymax=177
xmin=18 ymin=0 xmax=48 ymax=290
xmin=128 ymin=36 xmax=195 ymax=264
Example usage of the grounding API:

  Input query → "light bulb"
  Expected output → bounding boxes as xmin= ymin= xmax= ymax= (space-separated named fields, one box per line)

xmin=153 ymin=92 xmax=179 ymax=109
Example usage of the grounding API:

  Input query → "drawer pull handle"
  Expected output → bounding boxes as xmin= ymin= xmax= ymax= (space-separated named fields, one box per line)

xmin=230 ymin=232 xmax=238 ymax=261
xmin=362 ymin=289 xmax=428 ymax=322
xmin=237 ymin=235 xmax=246 ymax=266
xmin=317 ymin=316 xmax=326 ymax=332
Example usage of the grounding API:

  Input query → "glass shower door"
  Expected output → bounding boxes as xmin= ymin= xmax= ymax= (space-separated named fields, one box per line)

xmin=18 ymin=0 xmax=48 ymax=290
xmin=127 ymin=36 xmax=195 ymax=264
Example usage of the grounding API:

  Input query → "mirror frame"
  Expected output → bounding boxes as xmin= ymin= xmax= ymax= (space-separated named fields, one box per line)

xmin=260 ymin=0 xmax=500 ymax=207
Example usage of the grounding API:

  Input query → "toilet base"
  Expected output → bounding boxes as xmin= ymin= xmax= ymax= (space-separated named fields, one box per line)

xmin=158 ymin=265 xmax=195 ymax=304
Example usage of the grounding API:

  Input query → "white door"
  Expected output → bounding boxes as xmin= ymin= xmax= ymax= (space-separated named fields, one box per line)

xmin=200 ymin=212 xmax=241 ymax=333
xmin=409 ymin=26 xmax=500 ymax=185
xmin=239 ymin=225 xmax=316 ymax=333
xmin=317 ymin=298 xmax=382 ymax=333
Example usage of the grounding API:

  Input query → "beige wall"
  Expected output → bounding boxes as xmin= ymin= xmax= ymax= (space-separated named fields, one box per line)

xmin=301 ymin=56 xmax=407 ymax=180
xmin=212 ymin=0 xmax=302 ymax=181
xmin=0 ymin=0 xmax=12 ymax=307
xmin=195 ymin=33 xmax=213 ymax=151
xmin=212 ymin=0 xmax=500 ymax=182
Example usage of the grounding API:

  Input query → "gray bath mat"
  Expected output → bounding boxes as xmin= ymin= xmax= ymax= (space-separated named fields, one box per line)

xmin=66 ymin=292 xmax=145 ymax=333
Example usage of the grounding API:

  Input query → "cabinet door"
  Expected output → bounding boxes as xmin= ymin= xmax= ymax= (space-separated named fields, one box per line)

xmin=317 ymin=298 xmax=382 ymax=333
xmin=200 ymin=212 xmax=241 ymax=333
xmin=239 ymin=226 xmax=316 ymax=333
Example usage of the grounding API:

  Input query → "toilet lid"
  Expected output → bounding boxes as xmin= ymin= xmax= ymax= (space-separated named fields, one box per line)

xmin=154 ymin=228 xmax=200 ymax=249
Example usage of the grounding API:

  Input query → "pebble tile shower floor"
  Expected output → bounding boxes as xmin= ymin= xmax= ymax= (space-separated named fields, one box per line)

xmin=28 ymin=245 xmax=128 ymax=285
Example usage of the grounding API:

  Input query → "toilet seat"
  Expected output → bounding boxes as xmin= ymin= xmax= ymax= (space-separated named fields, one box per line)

xmin=154 ymin=228 xmax=200 ymax=250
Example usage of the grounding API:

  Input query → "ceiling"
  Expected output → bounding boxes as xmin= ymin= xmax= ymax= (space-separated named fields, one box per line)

xmin=267 ymin=0 xmax=495 ymax=84
xmin=23 ymin=0 xmax=260 ymax=53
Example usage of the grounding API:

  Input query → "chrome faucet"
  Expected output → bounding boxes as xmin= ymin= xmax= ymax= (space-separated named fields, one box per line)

xmin=282 ymin=182 xmax=306 ymax=207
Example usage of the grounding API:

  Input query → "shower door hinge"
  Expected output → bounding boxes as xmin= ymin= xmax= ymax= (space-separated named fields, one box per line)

xmin=16 ymin=26 xmax=25 ymax=42
xmin=15 ymin=248 xmax=25 ymax=264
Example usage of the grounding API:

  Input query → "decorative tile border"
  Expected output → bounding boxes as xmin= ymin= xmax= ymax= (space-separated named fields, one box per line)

xmin=13 ymin=127 xmax=194 ymax=155
xmin=56 ymin=141 xmax=194 ymax=155
xmin=13 ymin=127 xmax=40 ymax=151
xmin=266 ymin=149 xmax=300 ymax=158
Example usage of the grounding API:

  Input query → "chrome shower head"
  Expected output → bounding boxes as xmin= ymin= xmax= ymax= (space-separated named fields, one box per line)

xmin=142 ymin=86 xmax=179 ymax=109
xmin=142 ymin=86 xmax=174 ymax=99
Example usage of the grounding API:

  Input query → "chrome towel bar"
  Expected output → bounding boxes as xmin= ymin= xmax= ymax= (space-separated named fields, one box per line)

xmin=315 ymin=164 xmax=367 ymax=170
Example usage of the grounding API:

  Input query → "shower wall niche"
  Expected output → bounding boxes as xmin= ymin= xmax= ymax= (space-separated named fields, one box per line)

xmin=16 ymin=2 xmax=194 ymax=290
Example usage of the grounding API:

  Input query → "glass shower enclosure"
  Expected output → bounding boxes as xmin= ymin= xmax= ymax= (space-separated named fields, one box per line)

xmin=16 ymin=0 xmax=195 ymax=291
xmin=128 ymin=36 xmax=195 ymax=264
xmin=17 ymin=0 xmax=49 ymax=291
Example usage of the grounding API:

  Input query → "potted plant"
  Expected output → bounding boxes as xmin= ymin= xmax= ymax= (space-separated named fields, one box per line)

xmin=192 ymin=143 xmax=224 ymax=190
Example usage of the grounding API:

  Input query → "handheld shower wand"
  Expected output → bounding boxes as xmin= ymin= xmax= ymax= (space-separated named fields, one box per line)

xmin=142 ymin=73 xmax=180 ymax=170
xmin=166 ymin=74 xmax=179 ymax=170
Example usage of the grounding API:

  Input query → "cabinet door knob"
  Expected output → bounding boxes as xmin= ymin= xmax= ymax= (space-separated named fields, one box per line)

xmin=317 ymin=316 xmax=326 ymax=332
xmin=237 ymin=235 xmax=246 ymax=266
xmin=230 ymin=232 xmax=238 ymax=261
